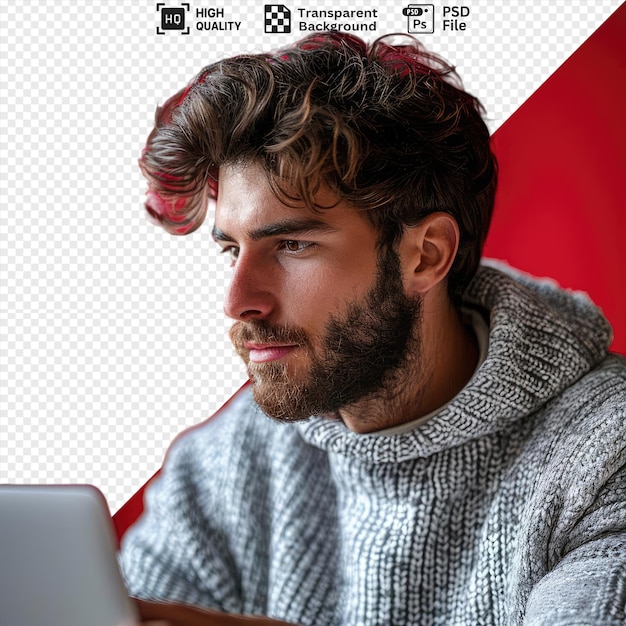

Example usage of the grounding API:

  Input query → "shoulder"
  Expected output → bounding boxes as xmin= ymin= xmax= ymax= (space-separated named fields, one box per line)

xmin=548 ymin=352 xmax=626 ymax=429
xmin=557 ymin=353 xmax=626 ymax=475
xmin=500 ymin=353 xmax=625 ymax=516
xmin=502 ymin=354 xmax=625 ymax=581
xmin=527 ymin=353 xmax=626 ymax=457
xmin=516 ymin=353 xmax=626 ymax=515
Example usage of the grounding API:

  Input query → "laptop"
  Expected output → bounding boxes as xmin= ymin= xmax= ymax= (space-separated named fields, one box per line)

xmin=0 ymin=484 xmax=139 ymax=626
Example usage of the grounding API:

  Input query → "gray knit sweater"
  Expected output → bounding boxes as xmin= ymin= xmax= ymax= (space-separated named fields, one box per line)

xmin=120 ymin=263 xmax=626 ymax=625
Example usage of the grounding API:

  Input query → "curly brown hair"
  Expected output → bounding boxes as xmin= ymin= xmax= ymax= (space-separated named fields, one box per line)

xmin=140 ymin=32 xmax=497 ymax=303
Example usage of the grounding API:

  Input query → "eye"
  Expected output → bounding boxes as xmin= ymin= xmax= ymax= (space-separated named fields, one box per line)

xmin=281 ymin=240 xmax=314 ymax=253
xmin=220 ymin=245 xmax=239 ymax=263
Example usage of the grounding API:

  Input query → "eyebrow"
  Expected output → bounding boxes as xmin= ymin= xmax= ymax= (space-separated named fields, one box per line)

xmin=212 ymin=218 xmax=339 ymax=242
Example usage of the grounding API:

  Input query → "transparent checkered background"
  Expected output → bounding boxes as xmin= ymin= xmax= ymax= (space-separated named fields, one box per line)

xmin=1 ymin=0 xmax=622 ymax=512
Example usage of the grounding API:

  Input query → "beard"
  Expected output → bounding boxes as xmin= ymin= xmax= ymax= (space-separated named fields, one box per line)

xmin=229 ymin=246 xmax=423 ymax=423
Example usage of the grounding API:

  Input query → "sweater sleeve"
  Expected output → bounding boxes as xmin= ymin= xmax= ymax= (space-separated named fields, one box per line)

xmin=522 ymin=464 xmax=626 ymax=625
xmin=118 ymin=387 xmax=277 ymax=615
xmin=118 ymin=424 xmax=245 ymax=613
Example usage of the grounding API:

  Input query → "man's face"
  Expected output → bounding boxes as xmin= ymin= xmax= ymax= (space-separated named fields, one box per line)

xmin=213 ymin=163 xmax=422 ymax=425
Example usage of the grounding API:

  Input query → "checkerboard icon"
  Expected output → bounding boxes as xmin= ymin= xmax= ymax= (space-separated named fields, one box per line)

xmin=265 ymin=4 xmax=291 ymax=33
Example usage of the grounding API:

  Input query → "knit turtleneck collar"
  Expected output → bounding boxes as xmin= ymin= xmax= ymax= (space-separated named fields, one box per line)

xmin=295 ymin=262 xmax=613 ymax=463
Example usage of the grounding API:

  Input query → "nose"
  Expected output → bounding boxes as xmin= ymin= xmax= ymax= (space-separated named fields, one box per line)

xmin=223 ymin=251 xmax=276 ymax=321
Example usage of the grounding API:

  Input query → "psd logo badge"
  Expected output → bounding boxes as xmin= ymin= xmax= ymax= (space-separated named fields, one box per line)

xmin=402 ymin=4 xmax=434 ymax=33
xmin=265 ymin=5 xmax=291 ymax=33
xmin=156 ymin=3 xmax=191 ymax=35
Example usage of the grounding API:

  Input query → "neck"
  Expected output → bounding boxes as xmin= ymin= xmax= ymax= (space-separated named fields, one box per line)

xmin=338 ymin=291 xmax=479 ymax=434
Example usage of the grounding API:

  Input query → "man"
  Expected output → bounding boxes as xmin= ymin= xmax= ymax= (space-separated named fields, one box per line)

xmin=120 ymin=32 xmax=626 ymax=625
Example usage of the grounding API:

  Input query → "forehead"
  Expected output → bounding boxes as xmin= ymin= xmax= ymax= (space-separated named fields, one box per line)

xmin=214 ymin=163 xmax=372 ymax=237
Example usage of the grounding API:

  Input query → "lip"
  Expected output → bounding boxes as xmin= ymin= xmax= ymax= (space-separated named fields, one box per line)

xmin=244 ymin=342 xmax=298 ymax=363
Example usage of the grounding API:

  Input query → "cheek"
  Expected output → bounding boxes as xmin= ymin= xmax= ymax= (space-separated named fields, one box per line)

xmin=291 ymin=272 xmax=369 ymax=326
xmin=278 ymin=266 xmax=337 ymax=326
xmin=285 ymin=268 xmax=330 ymax=309
xmin=278 ymin=248 xmax=379 ymax=323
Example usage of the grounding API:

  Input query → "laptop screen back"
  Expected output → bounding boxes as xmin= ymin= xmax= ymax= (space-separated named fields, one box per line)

xmin=0 ymin=484 xmax=138 ymax=626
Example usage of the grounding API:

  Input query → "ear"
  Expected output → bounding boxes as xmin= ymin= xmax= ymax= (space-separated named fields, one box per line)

xmin=397 ymin=212 xmax=460 ymax=296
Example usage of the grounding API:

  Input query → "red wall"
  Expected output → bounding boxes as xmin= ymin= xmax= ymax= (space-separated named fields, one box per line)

xmin=485 ymin=4 xmax=626 ymax=355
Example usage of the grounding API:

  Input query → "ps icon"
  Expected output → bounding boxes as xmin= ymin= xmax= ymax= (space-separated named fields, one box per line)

xmin=403 ymin=4 xmax=434 ymax=33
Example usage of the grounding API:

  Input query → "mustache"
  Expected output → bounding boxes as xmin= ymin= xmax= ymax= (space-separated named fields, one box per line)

xmin=229 ymin=321 xmax=310 ymax=348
